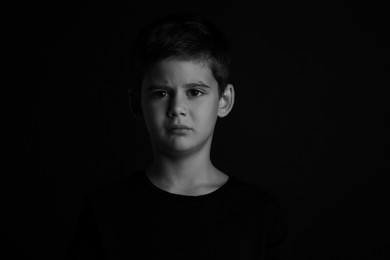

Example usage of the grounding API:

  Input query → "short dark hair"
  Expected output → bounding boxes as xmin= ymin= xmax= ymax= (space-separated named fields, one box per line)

xmin=129 ymin=13 xmax=231 ymax=99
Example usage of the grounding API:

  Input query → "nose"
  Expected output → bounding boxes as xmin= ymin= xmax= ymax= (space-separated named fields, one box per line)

xmin=167 ymin=92 xmax=187 ymax=118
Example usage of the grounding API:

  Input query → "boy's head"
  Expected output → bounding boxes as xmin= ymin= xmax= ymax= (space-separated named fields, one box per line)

xmin=128 ymin=13 xmax=234 ymax=157
xmin=129 ymin=13 xmax=231 ymax=117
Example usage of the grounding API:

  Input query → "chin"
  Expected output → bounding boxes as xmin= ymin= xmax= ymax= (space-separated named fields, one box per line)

xmin=156 ymin=139 xmax=200 ymax=157
xmin=166 ymin=141 xmax=195 ymax=154
xmin=153 ymin=132 xmax=211 ymax=157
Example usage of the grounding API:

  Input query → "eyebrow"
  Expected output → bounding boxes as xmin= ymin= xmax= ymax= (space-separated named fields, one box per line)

xmin=146 ymin=82 xmax=211 ymax=91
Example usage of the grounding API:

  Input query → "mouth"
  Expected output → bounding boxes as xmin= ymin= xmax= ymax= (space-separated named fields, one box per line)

xmin=167 ymin=124 xmax=193 ymax=134
xmin=168 ymin=123 xmax=192 ymax=129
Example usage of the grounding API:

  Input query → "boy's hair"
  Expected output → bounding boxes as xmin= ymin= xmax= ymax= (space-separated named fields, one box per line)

xmin=129 ymin=13 xmax=231 ymax=101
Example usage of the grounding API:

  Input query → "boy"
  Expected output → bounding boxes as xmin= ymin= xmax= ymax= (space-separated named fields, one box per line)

xmin=67 ymin=13 xmax=287 ymax=259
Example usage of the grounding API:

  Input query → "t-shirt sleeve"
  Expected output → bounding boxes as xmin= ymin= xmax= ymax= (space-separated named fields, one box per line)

xmin=263 ymin=193 xmax=289 ymax=260
xmin=65 ymin=196 xmax=106 ymax=260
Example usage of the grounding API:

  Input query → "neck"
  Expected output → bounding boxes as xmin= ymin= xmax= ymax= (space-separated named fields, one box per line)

xmin=147 ymin=144 xmax=217 ymax=189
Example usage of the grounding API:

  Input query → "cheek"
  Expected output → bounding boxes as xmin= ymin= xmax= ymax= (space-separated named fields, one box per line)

xmin=193 ymin=99 xmax=219 ymax=124
xmin=143 ymin=98 xmax=165 ymax=116
xmin=147 ymin=107 xmax=164 ymax=124
xmin=143 ymin=103 xmax=165 ymax=131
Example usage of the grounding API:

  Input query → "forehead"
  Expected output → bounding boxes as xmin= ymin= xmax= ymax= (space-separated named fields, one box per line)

xmin=142 ymin=58 xmax=218 ymax=88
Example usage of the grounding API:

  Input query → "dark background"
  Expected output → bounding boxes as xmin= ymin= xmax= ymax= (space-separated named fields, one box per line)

xmin=11 ymin=0 xmax=388 ymax=259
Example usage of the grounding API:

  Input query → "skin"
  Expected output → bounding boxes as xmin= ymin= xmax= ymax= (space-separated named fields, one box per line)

xmin=136 ymin=57 xmax=235 ymax=196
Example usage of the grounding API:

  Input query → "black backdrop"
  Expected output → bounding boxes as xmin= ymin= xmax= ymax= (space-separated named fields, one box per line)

xmin=12 ymin=0 xmax=388 ymax=259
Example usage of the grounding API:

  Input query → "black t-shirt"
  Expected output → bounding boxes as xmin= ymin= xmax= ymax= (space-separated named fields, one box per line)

xmin=66 ymin=171 xmax=288 ymax=259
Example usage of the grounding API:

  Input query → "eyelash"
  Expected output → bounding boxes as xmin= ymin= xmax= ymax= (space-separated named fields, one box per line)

xmin=151 ymin=89 xmax=204 ymax=98
xmin=188 ymin=89 xmax=204 ymax=97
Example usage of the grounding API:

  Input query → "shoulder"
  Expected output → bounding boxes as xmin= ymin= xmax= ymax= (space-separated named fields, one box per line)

xmin=228 ymin=175 xmax=287 ymax=241
xmin=227 ymin=175 xmax=279 ymax=207
xmin=84 ymin=170 xmax=146 ymax=208
xmin=226 ymin=175 xmax=284 ymax=222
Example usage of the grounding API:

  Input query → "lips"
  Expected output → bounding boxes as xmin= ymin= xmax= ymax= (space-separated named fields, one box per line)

xmin=167 ymin=124 xmax=193 ymax=134
xmin=168 ymin=124 xmax=192 ymax=130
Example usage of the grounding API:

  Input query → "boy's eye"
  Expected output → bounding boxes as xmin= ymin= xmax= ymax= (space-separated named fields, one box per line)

xmin=151 ymin=90 xmax=168 ymax=98
xmin=150 ymin=89 xmax=204 ymax=99
xmin=188 ymin=89 xmax=204 ymax=97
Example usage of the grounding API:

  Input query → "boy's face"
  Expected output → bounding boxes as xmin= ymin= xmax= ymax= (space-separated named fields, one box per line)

xmin=140 ymin=58 xmax=224 ymax=157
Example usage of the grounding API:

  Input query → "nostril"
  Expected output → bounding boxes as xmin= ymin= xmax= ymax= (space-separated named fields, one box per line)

xmin=167 ymin=106 xmax=186 ymax=118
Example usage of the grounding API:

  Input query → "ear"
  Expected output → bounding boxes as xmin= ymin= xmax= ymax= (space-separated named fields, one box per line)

xmin=218 ymin=84 xmax=235 ymax=118
xmin=128 ymin=88 xmax=143 ymax=120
